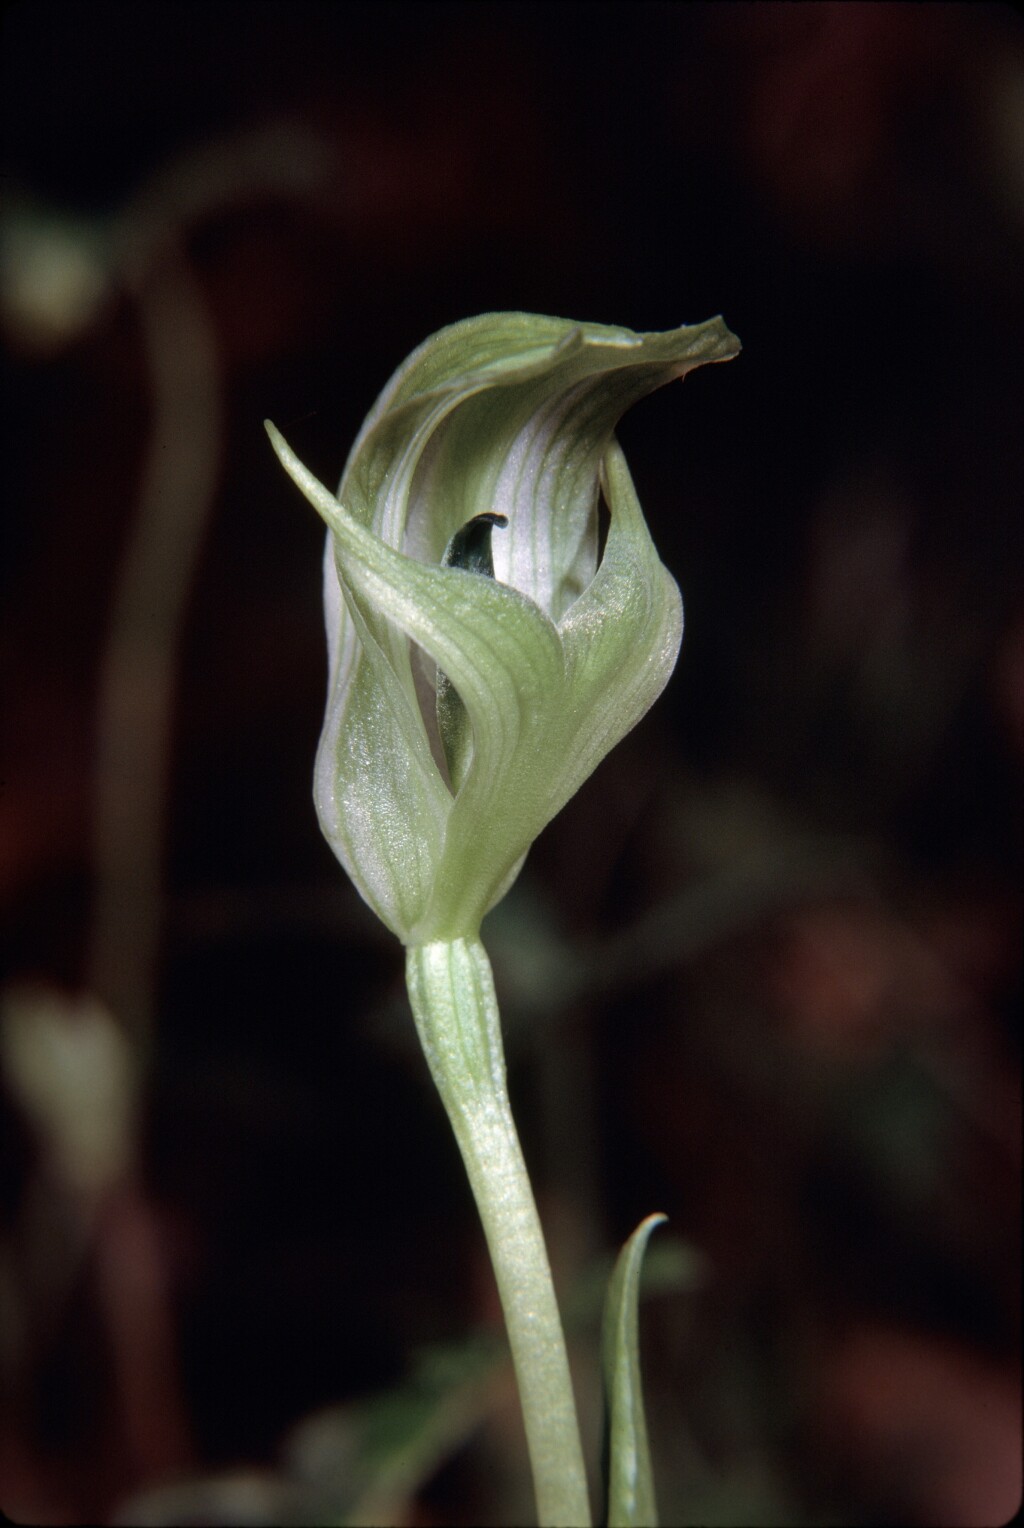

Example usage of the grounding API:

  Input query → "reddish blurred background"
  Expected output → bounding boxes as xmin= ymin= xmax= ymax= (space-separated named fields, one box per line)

xmin=1 ymin=4 xmax=1021 ymax=1524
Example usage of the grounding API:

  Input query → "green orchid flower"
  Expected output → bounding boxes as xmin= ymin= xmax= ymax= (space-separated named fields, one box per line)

xmin=266 ymin=311 xmax=739 ymax=947
xmin=268 ymin=311 xmax=740 ymax=1525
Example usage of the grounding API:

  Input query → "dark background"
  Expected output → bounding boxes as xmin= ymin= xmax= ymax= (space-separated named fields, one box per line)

xmin=1 ymin=4 xmax=1021 ymax=1524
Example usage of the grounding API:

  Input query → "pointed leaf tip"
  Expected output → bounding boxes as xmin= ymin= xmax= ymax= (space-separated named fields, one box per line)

xmin=602 ymin=1213 xmax=667 ymax=1528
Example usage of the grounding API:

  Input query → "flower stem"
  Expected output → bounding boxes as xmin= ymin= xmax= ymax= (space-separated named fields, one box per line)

xmin=405 ymin=938 xmax=592 ymax=1527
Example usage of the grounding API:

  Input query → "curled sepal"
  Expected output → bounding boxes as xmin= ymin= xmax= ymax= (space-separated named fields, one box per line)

xmin=601 ymin=1213 xmax=666 ymax=1528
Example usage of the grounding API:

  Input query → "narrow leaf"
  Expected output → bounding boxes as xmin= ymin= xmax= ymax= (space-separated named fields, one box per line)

xmin=601 ymin=1212 xmax=666 ymax=1528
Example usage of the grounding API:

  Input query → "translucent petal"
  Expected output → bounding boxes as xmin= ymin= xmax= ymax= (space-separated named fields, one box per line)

xmin=315 ymin=537 xmax=449 ymax=938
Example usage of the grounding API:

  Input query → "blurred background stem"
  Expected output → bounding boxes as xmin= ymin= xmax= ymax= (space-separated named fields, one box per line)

xmin=86 ymin=247 xmax=220 ymax=1054
xmin=86 ymin=124 xmax=329 ymax=1055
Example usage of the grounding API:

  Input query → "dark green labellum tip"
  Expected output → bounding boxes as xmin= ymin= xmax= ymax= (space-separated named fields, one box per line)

xmin=441 ymin=511 xmax=508 ymax=578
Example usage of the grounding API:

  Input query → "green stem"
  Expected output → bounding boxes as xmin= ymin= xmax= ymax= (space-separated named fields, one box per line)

xmin=405 ymin=937 xmax=592 ymax=1527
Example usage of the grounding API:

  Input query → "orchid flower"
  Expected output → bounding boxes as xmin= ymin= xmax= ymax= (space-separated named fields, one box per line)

xmin=267 ymin=311 xmax=739 ymax=1527
xmin=266 ymin=311 xmax=740 ymax=947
